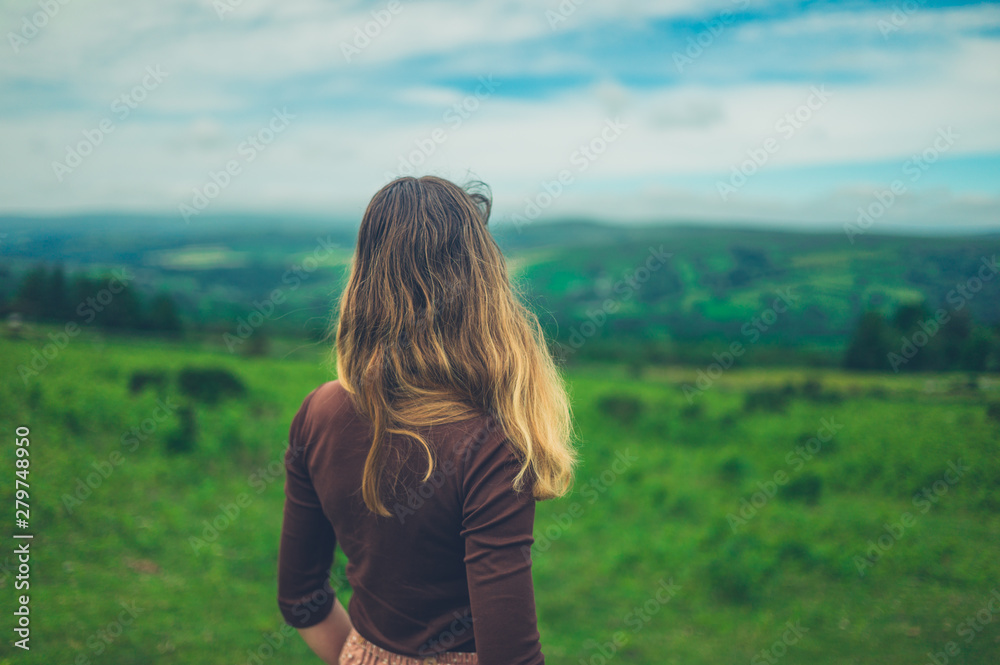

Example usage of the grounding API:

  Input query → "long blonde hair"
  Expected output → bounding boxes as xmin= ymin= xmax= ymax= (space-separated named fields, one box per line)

xmin=334 ymin=175 xmax=576 ymax=516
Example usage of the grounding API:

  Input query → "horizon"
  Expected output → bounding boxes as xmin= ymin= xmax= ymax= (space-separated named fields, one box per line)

xmin=1 ymin=210 xmax=999 ymax=240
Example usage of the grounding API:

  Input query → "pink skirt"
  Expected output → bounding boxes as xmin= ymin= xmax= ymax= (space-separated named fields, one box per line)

xmin=339 ymin=627 xmax=478 ymax=665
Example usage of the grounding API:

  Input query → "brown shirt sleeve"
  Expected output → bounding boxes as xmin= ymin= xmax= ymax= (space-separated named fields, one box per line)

xmin=460 ymin=429 xmax=545 ymax=665
xmin=277 ymin=389 xmax=338 ymax=628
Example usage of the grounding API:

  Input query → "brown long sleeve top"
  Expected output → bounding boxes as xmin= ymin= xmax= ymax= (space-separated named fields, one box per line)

xmin=277 ymin=380 xmax=545 ymax=664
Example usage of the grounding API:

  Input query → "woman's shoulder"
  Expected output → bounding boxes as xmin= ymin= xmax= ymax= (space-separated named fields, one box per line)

xmin=293 ymin=380 xmax=358 ymax=430
xmin=308 ymin=378 xmax=348 ymax=404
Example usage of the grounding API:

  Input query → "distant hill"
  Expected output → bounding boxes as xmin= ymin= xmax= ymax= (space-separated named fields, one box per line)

xmin=2 ymin=215 xmax=999 ymax=364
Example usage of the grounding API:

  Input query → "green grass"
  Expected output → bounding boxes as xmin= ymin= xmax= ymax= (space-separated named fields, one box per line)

xmin=0 ymin=328 xmax=998 ymax=664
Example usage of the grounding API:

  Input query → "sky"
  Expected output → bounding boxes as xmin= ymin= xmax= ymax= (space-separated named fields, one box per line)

xmin=1 ymin=0 xmax=998 ymax=231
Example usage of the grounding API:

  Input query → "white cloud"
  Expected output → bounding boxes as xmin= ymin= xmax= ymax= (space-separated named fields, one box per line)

xmin=0 ymin=0 xmax=997 ymax=230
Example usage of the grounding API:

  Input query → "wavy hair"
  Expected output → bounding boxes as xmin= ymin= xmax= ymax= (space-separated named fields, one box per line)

xmin=334 ymin=175 xmax=576 ymax=516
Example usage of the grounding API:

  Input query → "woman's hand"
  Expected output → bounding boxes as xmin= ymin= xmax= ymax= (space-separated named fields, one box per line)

xmin=297 ymin=598 xmax=353 ymax=664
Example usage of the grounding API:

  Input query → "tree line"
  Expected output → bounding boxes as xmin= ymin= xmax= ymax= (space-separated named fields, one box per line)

xmin=844 ymin=301 xmax=1000 ymax=373
xmin=4 ymin=263 xmax=998 ymax=372
xmin=2 ymin=264 xmax=183 ymax=334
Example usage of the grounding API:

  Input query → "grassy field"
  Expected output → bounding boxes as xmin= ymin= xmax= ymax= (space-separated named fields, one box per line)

xmin=1 ymin=327 xmax=998 ymax=664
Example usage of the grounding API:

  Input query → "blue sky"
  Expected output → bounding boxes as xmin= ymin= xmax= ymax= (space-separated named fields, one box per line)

xmin=0 ymin=0 xmax=998 ymax=230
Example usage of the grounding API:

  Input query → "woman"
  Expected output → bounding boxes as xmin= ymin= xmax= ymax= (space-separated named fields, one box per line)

xmin=277 ymin=175 xmax=576 ymax=665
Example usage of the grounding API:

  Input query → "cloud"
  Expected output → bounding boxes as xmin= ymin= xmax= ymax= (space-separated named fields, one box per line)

xmin=0 ymin=0 xmax=997 ymax=230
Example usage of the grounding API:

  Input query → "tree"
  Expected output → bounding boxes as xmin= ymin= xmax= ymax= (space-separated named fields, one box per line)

xmin=891 ymin=300 xmax=929 ymax=333
xmin=98 ymin=281 xmax=143 ymax=330
xmin=940 ymin=307 xmax=973 ymax=368
xmin=14 ymin=265 xmax=48 ymax=319
xmin=44 ymin=266 xmax=72 ymax=320
xmin=146 ymin=293 xmax=183 ymax=335
xmin=844 ymin=310 xmax=893 ymax=371
xmin=960 ymin=326 xmax=998 ymax=372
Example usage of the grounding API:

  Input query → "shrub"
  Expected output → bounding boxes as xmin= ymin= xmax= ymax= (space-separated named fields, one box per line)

xmin=241 ymin=333 xmax=270 ymax=357
xmin=680 ymin=402 xmax=703 ymax=419
xmin=717 ymin=456 xmax=747 ymax=484
xmin=777 ymin=540 xmax=815 ymax=568
xmin=796 ymin=430 xmax=838 ymax=455
xmin=165 ymin=405 xmax=197 ymax=454
xmin=797 ymin=378 xmax=846 ymax=404
xmin=649 ymin=486 xmax=668 ymax=509
xmin=128 ymin=370 xmax=168 ymax=395
xmin=705 ymin=533 xmax=774 ymax=605
xmin=800 ymin=377 xmax=824 ymax=400
xmin=780 ymin=472 xmax=823 ymax=505
xmin=719 ymin=411 xmax=738 ymax=427
xmin=596 ymin=394 xmax=644 ymax=424
xmin=63 ymin=407 xmax=83 ymax=434
xmin=26 ymin=383 xmax=42 ymax=410
xmin=178 ymin=367 xmax=246 ymax=405
xmin=743 ymin=385 xmax=791 ymax=413
xmin=867 ymin=385 xmax=889 ymax=399
xmin=668 ymin=494 xmax=697 ymax=519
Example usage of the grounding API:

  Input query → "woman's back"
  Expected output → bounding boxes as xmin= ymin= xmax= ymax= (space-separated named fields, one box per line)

xmin=277 ymin=175 xmax=574 ymax=664
xmin=278 ymin=380 xmax=544 ymax=663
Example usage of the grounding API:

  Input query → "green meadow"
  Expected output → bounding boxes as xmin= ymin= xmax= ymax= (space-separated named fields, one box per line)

xmin=1 ymin=328 xmax=998 ymax=664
